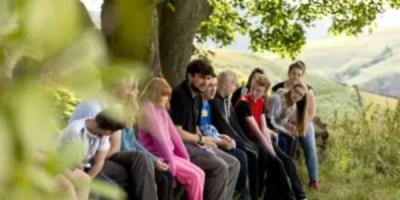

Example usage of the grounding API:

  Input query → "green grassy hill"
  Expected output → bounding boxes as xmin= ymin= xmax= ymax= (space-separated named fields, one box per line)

xmin=294 ymin=27 xmax=400 ymax=97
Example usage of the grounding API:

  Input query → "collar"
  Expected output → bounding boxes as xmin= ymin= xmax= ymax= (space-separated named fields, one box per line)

xmin=180 ymin=80 xmax=197 ymax=100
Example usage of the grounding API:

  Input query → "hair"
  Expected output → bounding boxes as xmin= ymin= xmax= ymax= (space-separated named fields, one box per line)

xmin=251 ymin=74 xmax=271 ymax=90
xmin=218 ymin=70 xmax=237 ymax=86
xmin=288 ymin=60 xmax=306 ymax=74
xmin=289 ymin=82 xmax=308 ymax=136
xmin=140 ymin=77 xmax=172 ymax=108
xmin=100 ymin=68 xmax=135 ymax=93
xmin=95 ymin=108 xmax=126 ymax=132
xmin=246 ymin=68 xmax=265 ymax=88
xmin=185 ymin=59 xmax=215 ymax=79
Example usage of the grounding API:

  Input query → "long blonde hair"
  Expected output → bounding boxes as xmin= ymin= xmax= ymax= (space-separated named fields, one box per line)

xmin=287 ymin=82 xmax=308 ymax=136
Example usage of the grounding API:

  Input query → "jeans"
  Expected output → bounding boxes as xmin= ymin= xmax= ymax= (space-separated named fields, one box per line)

xmin=277 ymin=134 xmax=296 ymax=157
xmin=298 ymin=122 xmax=318 ymax=182
xmin=227 ymin=148 xmax=251 ymax=200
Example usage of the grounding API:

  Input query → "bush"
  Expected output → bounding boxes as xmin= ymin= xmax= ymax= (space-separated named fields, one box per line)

xmin=48 ymin=87 xmax=80 ymax=127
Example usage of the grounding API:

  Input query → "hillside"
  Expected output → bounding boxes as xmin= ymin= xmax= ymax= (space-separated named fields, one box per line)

xmin=294 ymin=27 xmax=400 ymax=97
xmin=208 ymin=49 xmax=361 ymax=121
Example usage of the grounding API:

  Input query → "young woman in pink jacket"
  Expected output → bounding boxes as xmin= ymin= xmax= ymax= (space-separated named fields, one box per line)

xmin=138 ymin=77 xmax=205 ymax=200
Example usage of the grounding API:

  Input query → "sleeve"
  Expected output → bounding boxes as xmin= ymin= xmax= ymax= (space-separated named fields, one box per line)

xmin=268 ymin=95 xmax=290 ymax=134
xmin=56 ymin=127 xmax=78 ymax=151
xmin=272 ymin=82 xmax=283 ymax=93
xmin=132 ymin=128 xmax=157 ymax=163
xmin=231 ymin=88 xmax=242 ymax=106
xmin=236 ymin=101 xmax=252 ymax=118
xmin=169 ymin=90 xmax=185 ymax=126
xmin=165 ymin=110 xmax=190 ymax=161
xmin=98 ymin=136 xmax=111 ymax=152
xmin=140 ymin=102 xmax=177 ymax=174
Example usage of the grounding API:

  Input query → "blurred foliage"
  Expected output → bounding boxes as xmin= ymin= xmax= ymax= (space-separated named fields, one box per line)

xmin=0 ymin=0 xmax=150 ymax=199
xmin=304 ymin=103 xmax=400 ymax=199
xmin=196 ymin=0 xmax=400 ymax=59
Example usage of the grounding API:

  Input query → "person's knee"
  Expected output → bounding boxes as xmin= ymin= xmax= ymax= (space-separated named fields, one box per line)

xmin=232 ymin=156 xmax=241 ymax=173
xmin=135 ymin=151 xmax=147 ymax=160
xmin=215 ymin=158 xmax=229 ymax=177
xmin=56 ymin=175 xmax=75 ymax=192
xmin=193 ymin=169 xmax=205 ymax=185
xmin=135 ymin=152 xmax=152 ymax=166
xmin=73 ymin=169 xmax=91 ymax=186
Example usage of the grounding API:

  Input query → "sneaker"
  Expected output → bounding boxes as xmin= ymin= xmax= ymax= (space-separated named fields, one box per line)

xmin=309 ymin=180 xmax=320 ymax=190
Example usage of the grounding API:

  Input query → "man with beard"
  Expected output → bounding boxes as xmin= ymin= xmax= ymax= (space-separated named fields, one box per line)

xmin=169 ymin=59 xmax=240 ymax=200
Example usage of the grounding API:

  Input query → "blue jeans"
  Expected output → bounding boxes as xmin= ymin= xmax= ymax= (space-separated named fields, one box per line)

xmin=298 ymin=122 xmax=319 ymax=182
xmin=277 ymin=134 xmax=296 ymax=156
xmin=227 ymin=148 xmax=251 ymax=200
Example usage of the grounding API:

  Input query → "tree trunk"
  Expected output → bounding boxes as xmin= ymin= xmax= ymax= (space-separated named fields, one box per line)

xmin=158 ymin=0 xmax=212 ymax=86
xmin=101 ymin=0 xmax=213 ymax=86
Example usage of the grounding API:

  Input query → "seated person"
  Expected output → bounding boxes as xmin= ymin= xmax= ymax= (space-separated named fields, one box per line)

xmin=138 ymin=77 xmax=205 ymax=200
xmin=200 ymin=75 xmax=251 ymax=200
xmin=235 ymin=75 xmax=306 ymax=200
xmin=69 ymin=75 xmax=172 ymax=200
xmin=57 ymin=108 xmax=126 ymax=199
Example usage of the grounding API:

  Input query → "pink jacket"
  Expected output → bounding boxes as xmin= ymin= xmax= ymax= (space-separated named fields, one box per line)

xmin=138 ymin=101 xmax=190 ymax=175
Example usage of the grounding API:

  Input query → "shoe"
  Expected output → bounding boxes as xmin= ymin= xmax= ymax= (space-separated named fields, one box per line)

xmin=309 ymin=180 xmax=320 ymax=190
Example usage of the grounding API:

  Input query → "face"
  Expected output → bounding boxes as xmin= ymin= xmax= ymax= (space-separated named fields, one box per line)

xmin=288 ymin=68 xmax=304 ymax=83
xmin=158 ymin=95 xmax=169 ymax=109
xmin=290 ymin=86 xmax=306 ymax=103
xmin=203 ymin=77 xmax=217 ymax=100
xmin=249 ymin=84 xmax=266 ymax=100
xmin=223 ymin=77 xmax=237 ymax=96
xmin=189 ymin=73 xmax=211 ymax=93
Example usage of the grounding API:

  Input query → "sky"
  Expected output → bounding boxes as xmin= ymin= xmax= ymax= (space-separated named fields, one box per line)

xmin=81 ymin=0 xmax=400 ymax=51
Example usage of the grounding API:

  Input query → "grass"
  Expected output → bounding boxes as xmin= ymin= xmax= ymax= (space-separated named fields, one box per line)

xmin=360 ymin=91 xmax=398 ymax=110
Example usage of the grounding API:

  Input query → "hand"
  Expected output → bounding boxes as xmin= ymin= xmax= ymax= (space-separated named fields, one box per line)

xmin=270 ymin=131 xmax=278 ymax=138
xmin=219 ymin=134 xmax=232 ymax=141
xmin=155 ymin=158 xmax=169 ymax=172
xmin=286 ymin=124 xmax=298 ymax=137
xmin=290 ymin=127 xmax=299 ymax=137
xmin=203 ymin=136 xmax=217 ymax=148
xmin=219 ymin=138 xmax=234 ymax=151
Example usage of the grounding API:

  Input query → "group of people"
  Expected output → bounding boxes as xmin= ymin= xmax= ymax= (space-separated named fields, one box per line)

xmin=56 ymin=59 xmax=320 ymax=200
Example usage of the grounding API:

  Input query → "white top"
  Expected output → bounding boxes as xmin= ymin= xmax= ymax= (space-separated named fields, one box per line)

xmin=57 ymin=118 xmax=110 ymax=166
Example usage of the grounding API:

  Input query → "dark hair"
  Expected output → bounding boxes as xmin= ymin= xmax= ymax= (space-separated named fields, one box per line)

xmin=95 ymin=108 xmax=126 ymax=132
xmin=185 ymin=59 xmax=215 ymax=79
xmin=246 ymin=68 xmax=265 ymax=88
xmin=288 ymin=60 xmax=306 ymax=74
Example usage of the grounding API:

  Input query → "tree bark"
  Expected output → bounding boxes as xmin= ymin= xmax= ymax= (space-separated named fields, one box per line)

xmin=158 ymin=0 xmax=212 ymax=86
xmin=101 ymin=0 xmax=213 ymax=86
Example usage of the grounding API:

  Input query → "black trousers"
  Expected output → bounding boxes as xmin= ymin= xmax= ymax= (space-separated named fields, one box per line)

xmin=273 ymin=143 xmax=306 ymax=200
xmin=250 ymin=139 xmax=306 ymax=200
xmin=226 ymin=147 xmax=252 ymax=200
xmin=102 ymin=151 xmax=173 ymax=200
xmin=242 ymin=148 xmax=259 ymax=200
